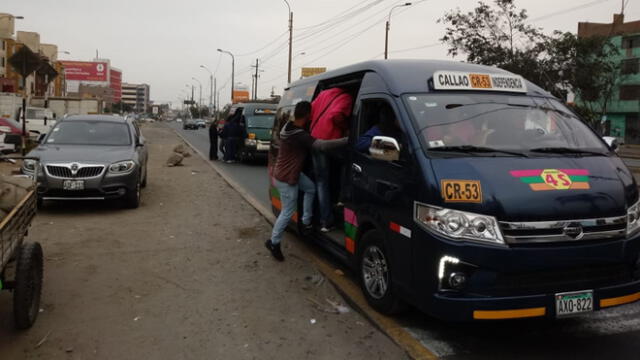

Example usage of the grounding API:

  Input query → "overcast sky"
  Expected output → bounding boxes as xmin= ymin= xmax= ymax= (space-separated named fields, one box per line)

xmin=3 ymin=0 xmax=639 ymax=107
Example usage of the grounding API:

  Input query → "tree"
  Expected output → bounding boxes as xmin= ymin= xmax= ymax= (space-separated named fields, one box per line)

xmin=439 ymin=0 xmax=624 ymax=130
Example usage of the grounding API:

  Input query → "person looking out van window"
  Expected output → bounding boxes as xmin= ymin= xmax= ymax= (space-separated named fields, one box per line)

xmin=310 ymin=87 xmax=353 ymax=232
xmin=356 ymin=105 xmax=401 ymax=153
xmin=266 ymin=101 xmax=347 ymax=261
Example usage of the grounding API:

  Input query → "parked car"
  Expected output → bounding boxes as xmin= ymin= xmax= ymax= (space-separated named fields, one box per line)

xmin=22 ymin=115 xmax=148 ymax=208
xmin=183 ymin=119 xmax=198 ymax=130
xmin=195 ymin=119 xmax=207 ymax=128
xmin=0 ymin=117 xmax=25 ymax=153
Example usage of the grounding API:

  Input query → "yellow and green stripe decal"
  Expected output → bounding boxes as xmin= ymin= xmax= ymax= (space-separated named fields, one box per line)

xmin=511 ymin=169 xmax=590 ymax=191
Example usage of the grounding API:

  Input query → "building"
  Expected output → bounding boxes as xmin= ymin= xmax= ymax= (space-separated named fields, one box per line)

xmin=578 ymin=14 xmax=640 ymax=143
xmin=122 ymin=82 xmax=150 ymax=113
xmin=0 ymin=14 xmax=63 ymax=102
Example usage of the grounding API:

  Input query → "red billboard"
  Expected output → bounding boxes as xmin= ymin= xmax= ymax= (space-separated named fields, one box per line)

xmin=60 ymin=61 xmax=108 ymax=81
xmin=110 ymin=69 xmax=122 ymax=102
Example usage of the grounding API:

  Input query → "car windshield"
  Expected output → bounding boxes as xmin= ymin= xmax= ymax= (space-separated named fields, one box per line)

xmin=403 ymin=93 xmax=609 ymax=155
xmin=46 ymin=121 xmax=131 ymax=146
xmin=245 ymin=115 xmax=275 ymax=128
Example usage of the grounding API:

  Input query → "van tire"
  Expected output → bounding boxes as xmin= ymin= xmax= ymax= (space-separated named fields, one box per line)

xmin=358 ymin=230 xmax=406 ymax=314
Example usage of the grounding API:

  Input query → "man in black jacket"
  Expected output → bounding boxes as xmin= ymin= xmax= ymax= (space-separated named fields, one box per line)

xmin=265 ymin=101 xmax=347 ymax=261
xmin=208 ymin=119 xmax=219 ymax=160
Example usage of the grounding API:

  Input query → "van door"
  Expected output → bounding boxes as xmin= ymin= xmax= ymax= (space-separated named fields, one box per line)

xmin=349 ymin=95 xmax=416 ymax=290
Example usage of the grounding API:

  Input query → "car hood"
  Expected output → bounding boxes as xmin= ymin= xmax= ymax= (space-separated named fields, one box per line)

xmin=429 ymin=155 xmax=638 ymax=222
xmin=28 ymin=144 xmax=135 ymax=164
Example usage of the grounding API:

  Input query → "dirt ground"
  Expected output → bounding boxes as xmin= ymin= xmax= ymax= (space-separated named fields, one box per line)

xmin=0 ymin=123 xmax=407 ymax=359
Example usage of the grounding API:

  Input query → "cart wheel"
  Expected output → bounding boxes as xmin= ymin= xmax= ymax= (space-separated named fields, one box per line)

xmin=13 ymin=241 xmax=43 ymax=330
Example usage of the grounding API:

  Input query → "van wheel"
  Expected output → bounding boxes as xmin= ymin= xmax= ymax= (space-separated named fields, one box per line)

xmin=358 ymin=230 xmax=406 ymax=314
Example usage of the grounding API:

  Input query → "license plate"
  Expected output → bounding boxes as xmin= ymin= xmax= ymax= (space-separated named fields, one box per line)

xmin=555 ymin=290 xmax=593 ymax=317
xmin=257 ymin=143 xmax=270 ymax=151
xmin=63 ymin=180 xmax=85 ymax=191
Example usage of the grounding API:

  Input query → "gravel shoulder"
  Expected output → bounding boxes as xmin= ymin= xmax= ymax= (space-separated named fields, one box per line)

xmin=0 ymin=123 xmax=407 ymax=360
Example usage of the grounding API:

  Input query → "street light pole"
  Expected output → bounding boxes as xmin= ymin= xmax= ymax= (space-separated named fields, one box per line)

xmin=385 ymin=2 xmax=412 ymax=60
xmin=192 ymin=77 xmax=202 ymax=118
xmin=199 ymin=65 xmax=213 ymax=112
xmin=217 ymin=49 xmax=235 ymax=103
xmin=283 ymin=0 xmax=293 ymax=84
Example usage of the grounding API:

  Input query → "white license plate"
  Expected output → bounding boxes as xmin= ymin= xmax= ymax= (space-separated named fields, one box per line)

xmin=257 ymin=143 xmax=270 ymax=151
xmin=555 ymin=290 xmax=593 ymax=317
xmin=63 ymin=180 xmax=85 ymax=191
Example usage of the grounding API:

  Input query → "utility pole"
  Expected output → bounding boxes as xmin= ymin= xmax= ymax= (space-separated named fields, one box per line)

xmin=284 ymin=0 xmax=293 ymax=84
xmin=251 ymin=58 xmax=260 ymax=100
xmin=213 ymin=77 xmax=217 ymax=116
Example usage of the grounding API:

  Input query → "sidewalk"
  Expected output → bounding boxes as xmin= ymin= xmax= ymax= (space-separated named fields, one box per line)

xmin=0 ymin=123 xmax=406 ymax=359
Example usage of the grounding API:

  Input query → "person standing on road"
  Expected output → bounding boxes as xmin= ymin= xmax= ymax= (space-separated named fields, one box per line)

xmin=208 ymin=118 xmax=219 ymax=160
xmin=221 ymin=108 xmax=245 ymax=163
xmin=266 ymin=101 xmax=347 ymax=261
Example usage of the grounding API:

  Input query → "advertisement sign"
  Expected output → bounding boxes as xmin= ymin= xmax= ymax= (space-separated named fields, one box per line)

xmin=60 ymin=61 xmax=109 ymax=82
xmin=232 ymin=89 xmax=250 ymax=104
xmin=301 ymin=67 xmax=327 ymax=78
xmin=110 ymin=69 xmax=122 ymax=102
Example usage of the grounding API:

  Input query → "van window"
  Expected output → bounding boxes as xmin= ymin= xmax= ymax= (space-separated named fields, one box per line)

xmin=355 ymin=99 xmax=404 ymax=154
xmin=280 ymin=83 xmax=317 ymax=107
xmin=404 ymin=94 xmax=608 ymax=153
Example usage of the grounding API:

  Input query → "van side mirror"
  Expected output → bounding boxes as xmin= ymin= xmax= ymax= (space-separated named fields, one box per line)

xmin=370 ymin=136 xmax=401 ymax=162
xmin=603 ymin=136 xmax=620 ymax=152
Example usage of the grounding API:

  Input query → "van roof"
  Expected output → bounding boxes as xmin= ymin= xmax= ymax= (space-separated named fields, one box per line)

xmin=287 ymin=59 xmax=551 ymax=97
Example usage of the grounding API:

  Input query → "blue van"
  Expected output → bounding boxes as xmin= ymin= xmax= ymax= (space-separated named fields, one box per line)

xmin=268 ymin=60 xmax=640 ymax=321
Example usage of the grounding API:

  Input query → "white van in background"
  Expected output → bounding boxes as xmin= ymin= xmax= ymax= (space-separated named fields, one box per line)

xmin=20 ymin=107 xmax=56 ymax=139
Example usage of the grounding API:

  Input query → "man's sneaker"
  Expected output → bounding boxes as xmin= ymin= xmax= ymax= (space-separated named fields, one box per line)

xmin=320 ymin=222 xmax=335 ymax=233
xmin=265 ymin=239 xmax=285 ymax=261
xmin=302 ymin=223 xmax=313 ymax=235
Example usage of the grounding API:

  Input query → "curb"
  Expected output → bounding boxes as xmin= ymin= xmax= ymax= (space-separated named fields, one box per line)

xmin=169 ymin=125 xmax=438 ymax=360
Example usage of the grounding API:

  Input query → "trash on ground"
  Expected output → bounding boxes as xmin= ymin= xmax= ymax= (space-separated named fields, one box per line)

xmin=34 ymin=330 xmax=52 ymax=349
xmin=310 ymin=318 xmax=316 ymax=325
xmin=334 ymin=269 xmax=344 ymax=276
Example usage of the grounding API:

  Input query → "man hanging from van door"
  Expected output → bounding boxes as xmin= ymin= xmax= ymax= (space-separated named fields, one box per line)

xmin=266 ymin=101 xmax=347 ymax=261
xmin=309 ymin=87 xmax=353 ymax=232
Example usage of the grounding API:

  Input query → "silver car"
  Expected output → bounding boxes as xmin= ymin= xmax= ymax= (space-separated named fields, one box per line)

xmin=22 ymin=115 xmax=149 ymax=208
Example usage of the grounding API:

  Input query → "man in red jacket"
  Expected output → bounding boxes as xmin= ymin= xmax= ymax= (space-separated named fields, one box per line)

xmin=309 ymin=87 xmax=353 ymax=232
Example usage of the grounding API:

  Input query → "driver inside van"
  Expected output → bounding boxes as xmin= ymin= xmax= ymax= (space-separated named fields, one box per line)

xmin=356 ymin=105 xmax=401 ymax=153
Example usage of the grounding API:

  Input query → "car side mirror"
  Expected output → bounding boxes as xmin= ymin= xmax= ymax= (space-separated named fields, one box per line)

xmin=603 ymin=136 xmax=620 ymax=152
xmin=370 ymin=136 xmax=401 ymax=162
xmin=136 ymin=137 xmax=145 ymax=147
xmin=38 ymin=133 xmax=46 ymax=144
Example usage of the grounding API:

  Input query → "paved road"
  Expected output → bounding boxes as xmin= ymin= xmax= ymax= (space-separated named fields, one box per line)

xmin=170 ymin=122 xmax=640 ymax=359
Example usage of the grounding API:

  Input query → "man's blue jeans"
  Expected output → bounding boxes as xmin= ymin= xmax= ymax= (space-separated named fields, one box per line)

xmin=271 ymin=173 xmax=316 ymax=245
xmin=311 ymin=151 xmax=334 ymax=226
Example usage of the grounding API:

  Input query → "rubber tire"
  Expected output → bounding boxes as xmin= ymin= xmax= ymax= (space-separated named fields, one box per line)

xmin=124 ymin=180 xmax=141 ymax=209
xmin=13 ymin=241 xmax=43 ymax=330
xmin=141 ymin=166 xmax=148 ymax=188
xmin=358 ymin=230 xmax=407 ymax=315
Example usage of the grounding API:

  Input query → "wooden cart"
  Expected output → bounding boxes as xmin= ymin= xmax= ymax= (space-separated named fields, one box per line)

xmin=0 ymin=157 xmax=43 ymax=329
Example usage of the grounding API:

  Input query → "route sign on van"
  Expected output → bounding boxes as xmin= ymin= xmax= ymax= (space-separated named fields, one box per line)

xmin=433 ymin=71 xmax=527 ymax=93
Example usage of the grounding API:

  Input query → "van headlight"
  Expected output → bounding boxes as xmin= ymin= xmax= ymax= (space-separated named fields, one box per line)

xmin=627 ymin=199 xmax=640 ymax=237
xmin=109 ymin=160 xmax=136 ymax=174
xmin=414 ymin=203 xmax=504 ymax=245
xmin=245 ymin=139 xmax=257 ymax=146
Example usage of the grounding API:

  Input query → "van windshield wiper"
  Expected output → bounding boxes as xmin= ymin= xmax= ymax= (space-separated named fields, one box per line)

xmin=428 ymin=145 xmax=527 ymax=157
xmin=529 ymin=147 xmax=608 ymax=156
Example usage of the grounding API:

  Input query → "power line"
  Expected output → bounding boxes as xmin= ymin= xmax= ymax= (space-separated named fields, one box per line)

xmin=529 ymin=0 xmax=613 ymax=22
xmin=236 ymin=30 xmax=288 ymax=57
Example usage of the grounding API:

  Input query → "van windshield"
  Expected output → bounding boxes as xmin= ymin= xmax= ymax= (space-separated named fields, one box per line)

xmin=403 ymin=94 xmax=609 ymax=155
xmin=245 ymin=115 xmax=275 ymax=128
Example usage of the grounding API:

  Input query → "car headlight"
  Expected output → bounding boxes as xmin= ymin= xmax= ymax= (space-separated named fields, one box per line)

xmin=414 ymin=203 xmax=504 ymax=245
xmin=109 ymin=160 xmax=136 ymax=174
xmin=627 ymin=199 xmax=640 ymax=237
xmin=23 ymin=159 xmax=37 ymax=172
xmin=245 ymin=139 xmax=257 ymax=146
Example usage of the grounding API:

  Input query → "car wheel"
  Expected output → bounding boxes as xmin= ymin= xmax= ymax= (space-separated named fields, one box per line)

xmin=141 ymin=166 xmax=148 ymax=188
xmin=359 ymin=230 xmax=407 ymax=314
xmin=124 ymin=179 xmax=141 ymax=209
xmin=13 ymin=241 xmax=43 ymax=330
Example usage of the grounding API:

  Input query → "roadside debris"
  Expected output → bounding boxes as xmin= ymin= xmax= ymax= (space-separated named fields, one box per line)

xmin=173 ymin=144 xmax=192 ymax=157
xmin=166 ymin=152 xmax=184 ymax=167
xmin=34 ymin=330 xmax=52 ymax=349
xmin=305 ymin=273 xmax=325 ymax=287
